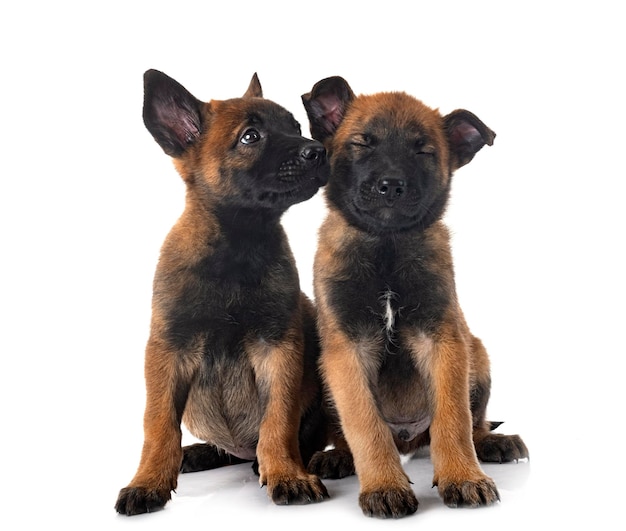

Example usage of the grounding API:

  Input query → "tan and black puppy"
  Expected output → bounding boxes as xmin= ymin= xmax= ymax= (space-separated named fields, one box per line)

xmin=302 ymin=77 xmax=528 ymax=518
xmin=115 ymin=70 xmax=330 ymax=516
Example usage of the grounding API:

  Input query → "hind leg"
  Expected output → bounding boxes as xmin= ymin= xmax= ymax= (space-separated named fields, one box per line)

xmin=181 ymin=443 xmax=251 ymax=473
xmin=474 ymin=430 xmax=529 ymax=462
xmin=308 ymin=429 xmax=355 ymax=479
xmin=469 ymin=335 xmax=529 ymax=463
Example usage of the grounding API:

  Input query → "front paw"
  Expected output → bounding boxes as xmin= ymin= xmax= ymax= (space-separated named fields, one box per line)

xmin=307 ymin=448 xmax=355 ymax=479
xmin=264 ymin=473 xmax=329 ymax=505
xmin=436 ymin=477 xmax=500 ymax=508
xmin=359 ymin=487 xmax=418 ymax=518
xmin=115 ymin=486 xmax=171 ymax=516
xmin=475 ymin=433 xmax=529 ymax=463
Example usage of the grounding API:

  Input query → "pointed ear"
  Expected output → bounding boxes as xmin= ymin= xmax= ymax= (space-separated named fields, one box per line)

xmin=301 ymin=76 xmax=355 ymax=142
xmin=243 ymin=73 xmax=263 ymax=98
xmin=142 ymin=69 xmax=203 ymax=157
xmin=443 ymin=109 xmax=496 ymax=170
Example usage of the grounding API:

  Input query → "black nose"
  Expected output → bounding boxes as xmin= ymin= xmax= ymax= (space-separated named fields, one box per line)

xmin=300 ymin=142 xmax=326 ymax=163
xmin=377 ymin=178 xmax=406 ymax=199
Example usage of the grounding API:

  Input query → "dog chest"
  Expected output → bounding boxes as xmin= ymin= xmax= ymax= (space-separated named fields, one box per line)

xmin=326 ymin=238 xmax=452 ymax=339
xmin=160 ymin=240 xmax=300 ymax=351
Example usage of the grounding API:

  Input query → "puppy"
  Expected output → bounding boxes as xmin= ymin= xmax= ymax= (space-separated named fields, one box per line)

xmin=302 ymin=76 xmax=528 ymax=518
xmin=115 ymin=70 xmax=329 ymax=516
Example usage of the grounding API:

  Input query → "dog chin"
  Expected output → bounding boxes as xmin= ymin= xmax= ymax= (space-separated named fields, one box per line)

xmin=351 ymin=205 xmax=418 ymax=233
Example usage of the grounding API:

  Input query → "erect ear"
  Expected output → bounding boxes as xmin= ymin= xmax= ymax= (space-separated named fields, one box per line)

xmin=443 ymin=109 xmax=496 ymax=170
xmin=243 ymin=73 xmax=263 ymax=98
xmin=301 ymin=76 xmax=355 ymax=143
xmin=142 ymin=69 xmax=203 ymax=158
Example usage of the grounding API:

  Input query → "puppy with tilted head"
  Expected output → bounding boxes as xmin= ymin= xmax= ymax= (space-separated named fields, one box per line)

xmin=302 ymin=77 xmax=528 ymax=518
xmin=115 ymin=70 xmax=330 ymax=516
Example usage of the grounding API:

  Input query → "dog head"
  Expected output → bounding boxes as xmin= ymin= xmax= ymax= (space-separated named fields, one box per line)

xmin=143 ymin=69 xmax=328 ymax=214
xmin=302 ymin=76 xmax=494 ymax=233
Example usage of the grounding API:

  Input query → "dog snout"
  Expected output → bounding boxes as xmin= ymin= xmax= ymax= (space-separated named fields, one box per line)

xmin=300 ymin=142 xmax=326 ymax=164
xmin=377 ymin=178 xmax=406 ymax=200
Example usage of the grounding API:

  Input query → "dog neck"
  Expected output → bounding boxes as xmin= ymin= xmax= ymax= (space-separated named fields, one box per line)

xmin=213 ymin=204 xmax=284 ymax=238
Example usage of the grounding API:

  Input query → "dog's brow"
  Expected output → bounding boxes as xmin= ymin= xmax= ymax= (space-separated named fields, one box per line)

xmin=247 ymin=113 xmax=262 ymax=125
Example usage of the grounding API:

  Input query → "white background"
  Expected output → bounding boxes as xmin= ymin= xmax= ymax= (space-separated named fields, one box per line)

xmin=1 ymin=1 xmax=624 ymax=528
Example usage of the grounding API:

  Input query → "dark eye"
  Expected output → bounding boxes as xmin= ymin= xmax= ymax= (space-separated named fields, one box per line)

xmin=240 ymin=128 xmax=261 ymax=145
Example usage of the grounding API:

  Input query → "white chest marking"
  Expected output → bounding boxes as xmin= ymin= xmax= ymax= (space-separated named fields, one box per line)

xmin=380 ymin=289 xmax=398 ymax=334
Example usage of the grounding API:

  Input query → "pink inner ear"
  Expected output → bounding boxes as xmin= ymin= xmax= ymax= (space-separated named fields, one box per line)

xmin=156 ymin=104 xmax=201 ymax=145
xmin=313 ymin=93 xmax=344 ymax=133
xmin=450 ymin=121 xmax=481 ymax=148
xmin=177 ymin=112 xmax=202 ymax=144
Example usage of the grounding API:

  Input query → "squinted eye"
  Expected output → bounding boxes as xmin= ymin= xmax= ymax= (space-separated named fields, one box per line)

xmin=351 ymin=134 xmax=373 ymax=148
xmin=416 ymin=140 xmax=435 ymax=155
xmin=240 ymin=128 xmax=261 ymax=144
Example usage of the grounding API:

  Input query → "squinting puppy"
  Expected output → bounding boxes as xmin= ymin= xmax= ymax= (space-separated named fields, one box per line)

xmin=302 ymin=76 xmax=528 ymax=518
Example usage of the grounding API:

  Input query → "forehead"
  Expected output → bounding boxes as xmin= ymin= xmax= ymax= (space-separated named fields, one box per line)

xmin=340 ymin=92 xmax=444 ymax=138
xmin=211 ymin=97 xmax=299 ymax=131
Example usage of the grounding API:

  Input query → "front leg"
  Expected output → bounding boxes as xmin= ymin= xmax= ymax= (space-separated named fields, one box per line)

xmin=115 ymin=339 xmax=192 ymax=516
xmin=320 ymin=329 xmax=418 ymax=518
xmin=409 ymin=325 xmax=500 ymax=508
xmin=249 ymin=327 xmax=329 ymax=505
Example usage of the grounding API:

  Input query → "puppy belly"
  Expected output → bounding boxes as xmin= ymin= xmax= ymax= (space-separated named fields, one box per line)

xmin=184 ymin=415 xmax=260 ymax=461
xmin=183 ymin=383 xmax=263 ymax=461
xmin=220 ymin=445 xmax=257 ymax=461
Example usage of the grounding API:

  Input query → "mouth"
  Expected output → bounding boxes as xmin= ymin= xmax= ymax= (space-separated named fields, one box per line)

xmin=257 ymin=176 xmax=323 ymax=205
xmin=254 ymin=156 xmax=328 ymax=206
